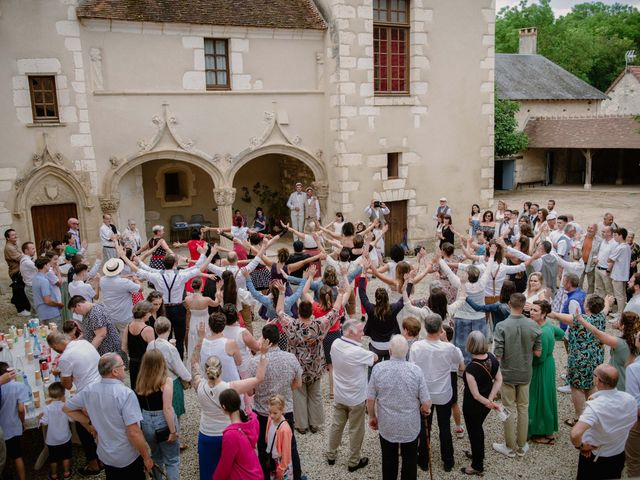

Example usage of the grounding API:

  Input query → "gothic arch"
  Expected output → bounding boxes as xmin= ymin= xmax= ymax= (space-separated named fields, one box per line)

xmin=229 ymin=144 xmax=327 ymax=184
xmin=14 ymin=162 xmax=95 ymax=245
xmin=103 ymin=149 xmax=225 ymax=204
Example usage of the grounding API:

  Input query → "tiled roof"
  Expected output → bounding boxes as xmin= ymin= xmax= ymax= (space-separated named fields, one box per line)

xmin=76 ymin=0 xmax=327 ymax=30
xmin=523 ymin=116 xmax=640 ymax=149
xmin=605 ymin=66 xmax=640 ymax=94
xmin=496 ymin=54 xmax=607 ymax=101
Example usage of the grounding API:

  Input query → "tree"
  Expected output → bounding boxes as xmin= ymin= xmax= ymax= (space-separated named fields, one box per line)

xmin=495 ymin=98 xmax=528 ymax=158
xmin=496 ymin=1 xmax=640 ymax=91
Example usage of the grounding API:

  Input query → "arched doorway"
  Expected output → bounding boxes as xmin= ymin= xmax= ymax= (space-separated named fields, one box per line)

xmin=118 ymin=159 xmax=217 ymax=241
xmin=103 ymin=150 xmax=224 ymax=239
xmin=13 ymin=144 xmax=94 ymax=249
xmin=232 ymin=153 xmax=314 ymax=232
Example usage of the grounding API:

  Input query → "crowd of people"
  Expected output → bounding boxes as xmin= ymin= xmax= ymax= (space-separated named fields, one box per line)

xmin=1 ymin=188 xmax=640 ymax=480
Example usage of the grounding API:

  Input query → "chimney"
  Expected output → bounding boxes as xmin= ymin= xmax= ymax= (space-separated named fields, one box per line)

xmin=519 ymin=27 xmax=537 ymax=55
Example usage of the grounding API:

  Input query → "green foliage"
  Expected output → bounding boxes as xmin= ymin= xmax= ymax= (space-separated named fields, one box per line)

xmin=497 ymin=1 xmax=640 ymax=91
xmin=495 ymin=98 xmax=528 ymax=158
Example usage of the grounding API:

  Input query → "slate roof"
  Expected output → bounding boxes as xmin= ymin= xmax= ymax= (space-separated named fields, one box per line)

xmin=76 ymin=0 xmax=327 ymax=30
xmin=496 ymin=54 xmax=607 ymax=101
xmin=523 ymin=116 xmax=640 ymax=149
xmin=605 ymin=66 xmax=640 ymax=94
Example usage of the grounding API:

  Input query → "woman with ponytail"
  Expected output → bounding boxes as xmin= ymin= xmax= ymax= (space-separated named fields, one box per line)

xmin=191 ymin=322 xmax=269 ymax=480
xmin=213 ymin=388 xmax=262 ymax=480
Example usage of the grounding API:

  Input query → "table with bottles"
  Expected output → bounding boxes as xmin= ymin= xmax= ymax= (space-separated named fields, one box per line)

xmin=0 ymin=319 xmax=65 ymax=429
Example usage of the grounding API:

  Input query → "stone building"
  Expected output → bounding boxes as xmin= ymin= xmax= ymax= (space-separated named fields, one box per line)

xmin=496 ymin=28 xmax=640 ymax=190
xmin=602 ymin=65 xmax=640 ymax=115
xmin=0 ymin=0 xmax=494 ymax=280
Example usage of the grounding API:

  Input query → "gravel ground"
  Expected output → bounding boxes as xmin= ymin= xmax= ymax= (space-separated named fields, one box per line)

xmin=2 ymin=187 xmax=638 ymax=479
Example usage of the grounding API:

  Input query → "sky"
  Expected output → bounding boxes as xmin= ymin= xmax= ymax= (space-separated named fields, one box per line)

xmin=496 ymin=0 xmax=640 ymax=17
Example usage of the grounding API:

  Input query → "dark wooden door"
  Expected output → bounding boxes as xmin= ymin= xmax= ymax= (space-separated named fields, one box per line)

xmin=31 ymin=203 xmax=78 ymax=250
xmin=384 ymin=200 xmax=407 ymax=256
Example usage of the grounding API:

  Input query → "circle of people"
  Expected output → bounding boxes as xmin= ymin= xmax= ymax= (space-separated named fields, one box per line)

xmin=1 ymin=190 xmax=640 ymax=480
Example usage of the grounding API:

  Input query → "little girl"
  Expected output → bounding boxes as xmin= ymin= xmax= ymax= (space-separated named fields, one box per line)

xmin=40 ymin=382 xmax=72 ymax=480
xmin=266 ymin=395 xmax=293 ymax=480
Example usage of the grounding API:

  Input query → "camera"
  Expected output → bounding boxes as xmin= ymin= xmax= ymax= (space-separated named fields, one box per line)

xmin=374 ymin=201 xmax=381 ymax=208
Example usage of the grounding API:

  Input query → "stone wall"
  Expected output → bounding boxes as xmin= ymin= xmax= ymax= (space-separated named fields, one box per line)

xmin=601 ymin=72 xmax=640 ymax=115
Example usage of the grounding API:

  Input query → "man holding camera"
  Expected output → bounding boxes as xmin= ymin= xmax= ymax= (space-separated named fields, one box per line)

xmin=365 ymin=200 xmax=389 ymax=225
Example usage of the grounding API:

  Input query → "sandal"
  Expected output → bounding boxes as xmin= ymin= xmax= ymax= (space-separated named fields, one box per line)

xmin=532 ymin=436 xmax=556 ymax=445
xmin=460 ymin=467 xmax=484 ymax=476
xmin=295 ymin=428 xmax=308 ymax=435
xmin=564 ymin=418 xmax=578 ymax=427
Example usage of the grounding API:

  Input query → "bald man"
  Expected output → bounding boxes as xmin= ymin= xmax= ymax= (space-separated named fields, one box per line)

xmin=571 ymin=364 xmax=636 ymax=479
xmin=67 ymin=218 xmax=81 ymax=250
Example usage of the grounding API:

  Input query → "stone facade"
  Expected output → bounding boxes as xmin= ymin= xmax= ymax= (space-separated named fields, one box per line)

xmin=0 ymin=0 xmax=494 ymax=284
xmin=601 ymin=67 xmax=640 ymax=115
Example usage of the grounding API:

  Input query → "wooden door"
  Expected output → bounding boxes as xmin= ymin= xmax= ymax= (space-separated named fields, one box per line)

xmin=31 ymin=203 xmax=78 ymax=250
xmin=384 ymin=200 xmax=407 ymax=256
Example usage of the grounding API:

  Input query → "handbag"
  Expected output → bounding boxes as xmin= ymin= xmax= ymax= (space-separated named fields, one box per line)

xmin=267 ymin=421 xmax=285 ymax=473
xmin=155 ymin=426 xmax=171 ymax=443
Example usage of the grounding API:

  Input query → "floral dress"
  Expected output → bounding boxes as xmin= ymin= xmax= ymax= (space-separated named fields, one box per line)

xmin=567 ymin=312 xmax=605 ymax=390
xmin=280 ymin=310 xmax=337 ymax=384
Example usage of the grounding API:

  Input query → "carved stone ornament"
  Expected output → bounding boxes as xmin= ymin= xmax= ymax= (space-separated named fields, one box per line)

xmin=98 ymin=196 xmax=120 ymax=214
xmin=247 ymin=102 xmax=304 ymax=151
xmin=213 ymin=187 xmax=236 ymax=206
xmin=109 ymin=156 xmax=121 ymax=168
xmin=134 ymin=103 xmax=211 ymax=160
xmin=213 ymin=153 xmax=233 ymax=165
xmin=16 ymin=133 xmax=68 ymax=189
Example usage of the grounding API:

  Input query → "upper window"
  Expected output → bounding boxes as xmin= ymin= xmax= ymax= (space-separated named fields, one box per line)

xmin=204 ymin=39 xmax=230 ymax=90
xmin=387 ymin=152 xmax=400 ymax=178
xmin=28 ymin=75 xmax=59 ymax=122
xmin=373 ymin=0 xmax=409 ymax=95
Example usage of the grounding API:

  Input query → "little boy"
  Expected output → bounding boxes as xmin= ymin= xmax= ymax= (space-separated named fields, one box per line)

xmin=40 ymin=382 xmax=72 ymax=479
xmin=0 ymin=362 xmax=29 ymax=480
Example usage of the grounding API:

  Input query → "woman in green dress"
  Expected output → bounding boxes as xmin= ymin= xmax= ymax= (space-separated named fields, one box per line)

xmin=528 ymin=300 xmax=564 ymax=444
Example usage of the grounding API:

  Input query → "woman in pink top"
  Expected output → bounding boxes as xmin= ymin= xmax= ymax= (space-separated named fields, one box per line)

xmin=213 ymin=389 xmax=262 ymax=480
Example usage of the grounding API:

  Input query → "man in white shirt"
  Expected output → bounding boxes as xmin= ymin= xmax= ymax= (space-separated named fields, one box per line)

xmin=595 ymin=226 xmax=616 ymax=300
xmin=599 ymin=212 xmax=618 ymax=236
xmin=47 ymin=332 xmax=102 ymax=476
xmin=625 ymin=348 xmax=640 ymax=476
xmin=609 ymin=227 xmax=632 ymax=313
xmin=286 ymin=182 xmax=306 ymax=240
xmin=67 ymin=217 xmax=81 ymax=250
xmin=99 ymin=258 xmax=142 ymax=332
xmin=571 ymin=364 xmax=636 ymax=479
xmin=364 ymin=200 xmax=390 ymax=225
xmin=410 ymin=313 xmax=463 ymax=472
xmin=63 ymin=353 xmax=153 ymax=477
xmin=326 ymin=319 xmax=376 ymax=473
xmin=121 ymin=243 xmax=213 ymax=359
xmin=626 ymin=273 xmax=640 ymax=315
xmin=432 ymin=197 xmax=452 ymax=225
xmin=120 ymin=219 xmax=142 ymax=252
xmin=99 ymin=214 xmax=119 ymax=260
xmin=18 ymin=242 xmax=37 ymax=315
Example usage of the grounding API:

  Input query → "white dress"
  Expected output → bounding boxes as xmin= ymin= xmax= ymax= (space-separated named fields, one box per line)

xmin=187 ymin=308 xmax=210 ymax=364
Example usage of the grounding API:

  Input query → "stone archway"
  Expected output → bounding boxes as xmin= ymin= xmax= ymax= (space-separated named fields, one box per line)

xmin=230 ymin=145 xmax=329 ymax=224
xmin=13 ymin=140 xmax=94 ymax=246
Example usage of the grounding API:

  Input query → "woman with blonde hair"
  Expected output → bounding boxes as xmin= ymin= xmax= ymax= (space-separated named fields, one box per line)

xmin=524 ymin=272 xmax=547 ymax=314
xmin=136 ymin=349 xmax=180 ymax=480
xmin=191 ymin=322 xmax=269 ymax=480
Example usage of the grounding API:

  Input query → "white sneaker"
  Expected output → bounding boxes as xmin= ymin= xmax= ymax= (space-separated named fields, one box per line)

xmin=557 ymin=385 xmax=571 ymax=394
xmin=18 ymin=310 xmax=31 ymax=317
xmin=492 ymin=443 xmax=516 ymax=458
xmin=454 ymin=425 xmax=465 ymax=439
xmin=516 ymin=443 xmax=529 ymax=457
